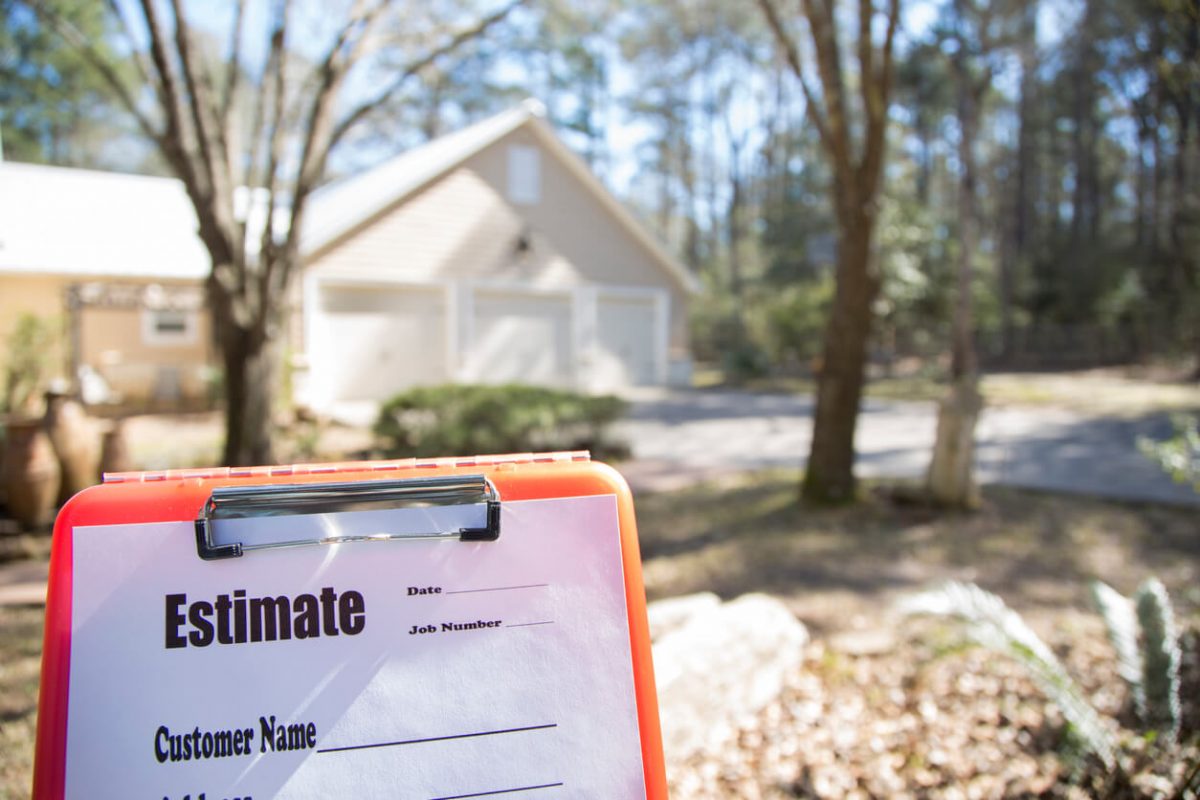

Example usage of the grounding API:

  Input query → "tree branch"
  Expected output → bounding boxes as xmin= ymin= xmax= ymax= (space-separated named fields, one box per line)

xmin=31 ymin=1 xmax=162 ymax=146
xmin=858 ymin=0 xmax=874 ymax=126
xmin=244 ymin=1 xmax=287 ymax=189
xmin=137 ymin=0 xmax=203 ymax=191
xmin=756 ymin=0 xmax=834 ymax=154
xmin=221 ymin=0 xmax=246 ymax=120
xmin=860 ymin=0 xmax=900 ymax=200
xmin=216 ymin=0 xmax=248 ymax=171
xmin=802 ymin=0 xmax=854 ymax=187
xmin=169 ymin=0 xmax=231 ymax=210
xmin=325 ymin=0 xmax=524 ymax=154
xmin=103 ymin=0 xmax=158 ymax=97
xmin=264 ymin=0 xmax=390 ymax=299
xmin=258 ymin=2 xmax=291 ymax=295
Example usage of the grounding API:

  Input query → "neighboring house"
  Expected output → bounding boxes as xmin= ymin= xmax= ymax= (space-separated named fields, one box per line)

xmin=0 ymin=162 xmax=213 ymax=407
xmin=294 ymin=100 xmax=698 ymax=412
xmin=0 ymin=100 xmax=697 ymax=413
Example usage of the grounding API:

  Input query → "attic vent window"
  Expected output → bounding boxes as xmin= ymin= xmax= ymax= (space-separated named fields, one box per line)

xmin=507 ymin=144 xmax=541 ymax=205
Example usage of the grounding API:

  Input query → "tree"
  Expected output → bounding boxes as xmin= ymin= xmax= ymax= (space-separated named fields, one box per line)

xmin=758 ymin=0 xmax=901 ymax=503
xmin=38 ymin=0 xmax=520 ymax=465
xmin=0 ymin=0 xmax=139 ymax=168
xmin=925 ymin=0 xmax=1012 ymax=508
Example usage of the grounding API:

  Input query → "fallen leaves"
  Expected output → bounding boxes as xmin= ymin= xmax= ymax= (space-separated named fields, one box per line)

xmin=665 ymin=616 xmax=1199 ymax=799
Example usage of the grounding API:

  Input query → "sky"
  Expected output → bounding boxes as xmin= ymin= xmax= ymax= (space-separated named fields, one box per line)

xmin=112 ymin=0 xmax=1083 ymax=205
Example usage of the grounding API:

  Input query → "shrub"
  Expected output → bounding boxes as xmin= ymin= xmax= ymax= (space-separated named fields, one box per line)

xmin=1138 ymin=415 xmax=1200 ymax=493
xmin=2 ymin=313 xmax=60 ymax=416
xmin=373 ymin=384 xmax=627 ymax=460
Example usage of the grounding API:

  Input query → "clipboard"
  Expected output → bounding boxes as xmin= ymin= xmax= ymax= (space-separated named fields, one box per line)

xmin=33 ymin=451 xmax=666 ymax=799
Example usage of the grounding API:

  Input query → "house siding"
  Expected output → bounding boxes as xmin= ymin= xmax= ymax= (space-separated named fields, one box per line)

xmin=0 ymin=272 xmax=212 ymax=407
xmin=0 ymin=274 xmax=72 ymax=396
xmin=467 ymin=129 xmax=688 ymax=352
xmin=79 ymin=304 xmax=212 ymax=404
xmin=306 ymin=127 xmax=689 ymax=353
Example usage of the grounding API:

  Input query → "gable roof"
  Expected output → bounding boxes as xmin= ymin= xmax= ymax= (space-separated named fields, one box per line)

xmin=303 ymin=100 xmax=700 ymax=294
xmin=0 ymin=161 xmax=210 ymax=280
xmin=0 ymin=101 xmax=699 ymax=294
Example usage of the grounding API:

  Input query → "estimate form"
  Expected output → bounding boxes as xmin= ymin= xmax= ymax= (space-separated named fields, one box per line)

xmin=64 ymin=494 xmax=645 ymax=799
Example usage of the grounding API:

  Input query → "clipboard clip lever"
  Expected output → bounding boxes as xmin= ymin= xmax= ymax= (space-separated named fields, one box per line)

xmin=194 ymin=475 xmax=501 ymax=560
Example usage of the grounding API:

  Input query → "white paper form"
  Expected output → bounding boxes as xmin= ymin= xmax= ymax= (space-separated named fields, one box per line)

xmin=65 ymin=494 xmax=645 ymax=799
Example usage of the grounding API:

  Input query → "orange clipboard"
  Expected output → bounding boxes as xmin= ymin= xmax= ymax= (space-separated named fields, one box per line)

xmin=33 ymin=451 xmax=666 ymax=799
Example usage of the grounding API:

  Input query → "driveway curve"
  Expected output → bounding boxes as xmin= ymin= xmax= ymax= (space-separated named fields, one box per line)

xmin=616 ymin=388 xmax=1199 ymax=505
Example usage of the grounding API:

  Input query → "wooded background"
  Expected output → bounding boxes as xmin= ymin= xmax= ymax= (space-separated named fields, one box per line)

xmin=3 ymin=0 xmax=1197 ymax=478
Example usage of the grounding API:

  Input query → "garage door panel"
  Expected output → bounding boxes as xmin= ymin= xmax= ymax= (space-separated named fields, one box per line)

xmin=467 ymin=291 xmax=572 ymax=386
xmin=596 ymin=296 xmax=656 ymax=387
xmin=314 ymin=286 xmax=445 ymax=402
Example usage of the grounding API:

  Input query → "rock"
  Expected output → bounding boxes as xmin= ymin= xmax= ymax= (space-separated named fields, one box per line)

xmin=651 ymin=593 xmax=809 ymax=762
xmin=646 ymin=592 xmax=721 ymax=642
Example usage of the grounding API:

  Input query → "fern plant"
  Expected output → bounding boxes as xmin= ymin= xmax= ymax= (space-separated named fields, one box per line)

xmin=1134 ymin=579 xmax=1182 ymax=743
xmin=899 ymin=581 xmax=1118 ymax=768
xmin=1091 ymin=581 xmax=1145 ymax=718
xmin=1092 ymin=579 xmax=1183 ymax=744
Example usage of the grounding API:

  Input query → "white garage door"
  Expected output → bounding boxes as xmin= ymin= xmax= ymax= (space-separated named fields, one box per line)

xmin=313 ymin=285 xmax=446 ymax=402
xmin=467 ymin=290 xmax=572 ymax=385
xmin=596 ymin=294 xmax=658 ymax=387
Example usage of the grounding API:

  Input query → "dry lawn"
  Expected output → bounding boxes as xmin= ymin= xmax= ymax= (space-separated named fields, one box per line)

xmin=636 ymin=474 xmax=1200 ymax=630
xmin=0 ymin=606 xmax=41 ymax=800
xmin=635 ymin=473 xmax=1200 ymax=798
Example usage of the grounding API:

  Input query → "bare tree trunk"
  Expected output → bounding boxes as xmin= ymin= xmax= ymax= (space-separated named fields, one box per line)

xmin=804 ymin=215 xmax=878 ymax=502
xmin=757 ymin=0 xmax=900 ymax=504
xmin=1003 ymin=2 xmax=1038 ymax=360
xmin=951 ymin=79 xmax=979 ymax=381
xmin=217 ymin=320 xmax=278 ymax=466
xmin=927 ymin=23 xmax=984 ymax=509
xmin=207 ymin=264 xmax=283 ymax=466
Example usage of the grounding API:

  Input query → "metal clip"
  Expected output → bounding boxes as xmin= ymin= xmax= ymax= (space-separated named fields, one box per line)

xmin=194 ymin=475 xmax=501 ymax=560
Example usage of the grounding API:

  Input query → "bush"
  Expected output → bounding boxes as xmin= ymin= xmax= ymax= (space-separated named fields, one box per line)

xmin=2 ymin=313 xmax=60 ymax=417
xmin=373 ymin=384 xmax=627 ymax=460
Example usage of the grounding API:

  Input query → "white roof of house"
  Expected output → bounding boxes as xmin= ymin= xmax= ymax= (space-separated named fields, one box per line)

xmin=0 ymin=160 xmax=209 ymax=280
xmin=1 ymin=100 xmax=699 ymax=294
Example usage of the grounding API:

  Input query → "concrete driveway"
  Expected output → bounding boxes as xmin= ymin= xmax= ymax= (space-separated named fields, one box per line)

xmin=616 ymin=388 xmax=1199 ymax=505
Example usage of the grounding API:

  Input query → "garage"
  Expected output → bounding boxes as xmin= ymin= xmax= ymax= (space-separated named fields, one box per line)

xmin=310 ymin=284 xmax=446 ymax=403
xmin=595 ymin=293 xmax=660 ymax=388
xmin=464 ymin=289 xmax=572 ymax=386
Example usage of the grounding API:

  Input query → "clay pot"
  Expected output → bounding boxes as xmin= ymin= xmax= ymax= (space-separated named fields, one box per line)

xmin=43 ymin=392 xmax=101 ymax=502
xmin=99 ymin=418 xmax=133 ymax=476
xmin=1 ymin=417 xmax=62 ymax=530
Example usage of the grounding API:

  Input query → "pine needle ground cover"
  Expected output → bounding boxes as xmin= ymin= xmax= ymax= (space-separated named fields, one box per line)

xmin=636 ymin=475 xmax=1199 ymax=798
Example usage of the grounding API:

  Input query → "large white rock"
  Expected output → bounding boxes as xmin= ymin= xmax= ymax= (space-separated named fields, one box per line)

xmin=646 ymin=591 xmax=721 ymax=642
xmin=650 ymin=592 xmax=809 ymax=761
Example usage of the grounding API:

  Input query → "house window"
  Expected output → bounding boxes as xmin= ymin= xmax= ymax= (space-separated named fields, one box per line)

xmin=142 ymin=308 xmax=197 ymax=346
xmin=507 ymin=144 xmax=541 ymax=205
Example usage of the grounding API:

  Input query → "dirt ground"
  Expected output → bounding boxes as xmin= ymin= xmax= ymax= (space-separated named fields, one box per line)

xmin=119 ymin=411 xmax=373 ymax=471
xmin=633 ymin=474 xmax=1200 ymax=798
